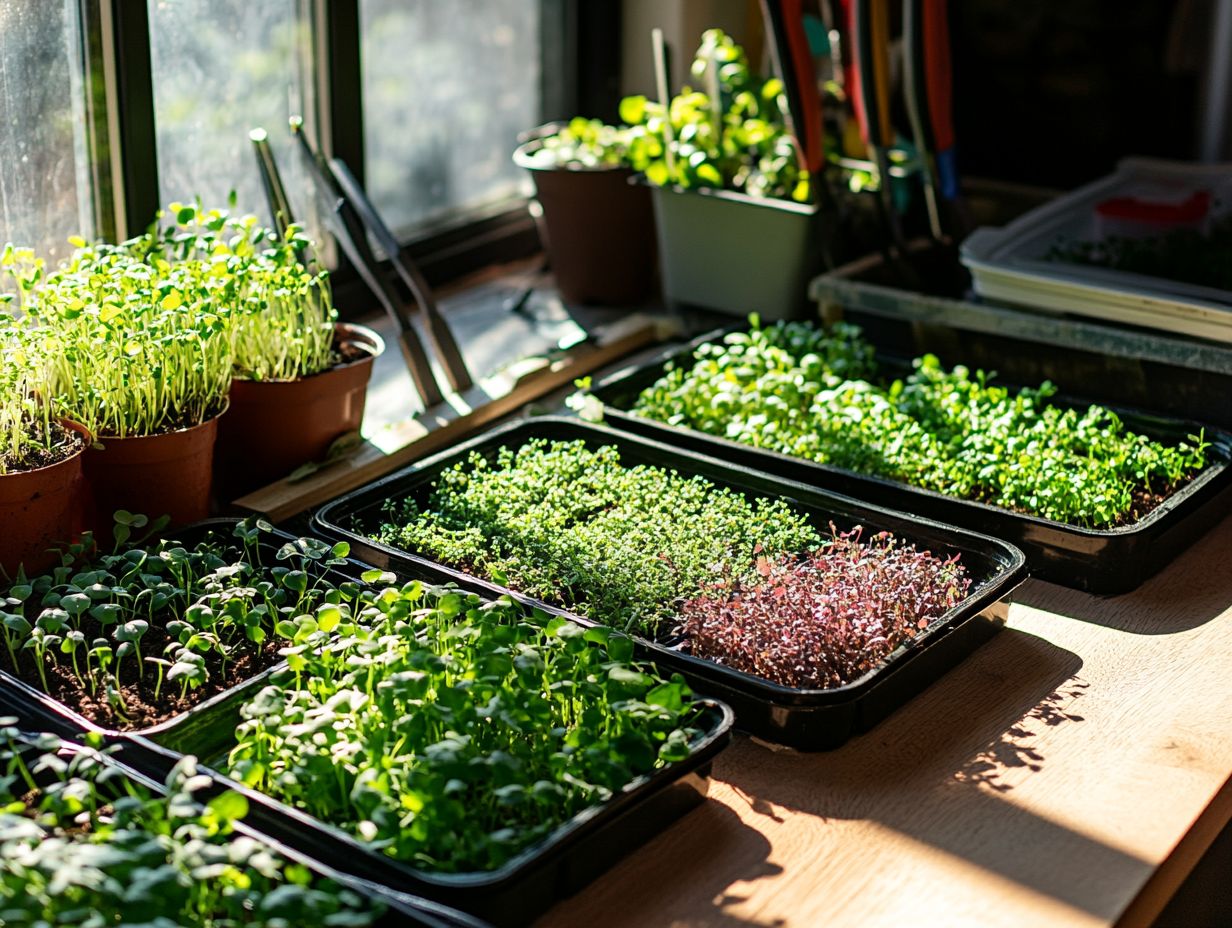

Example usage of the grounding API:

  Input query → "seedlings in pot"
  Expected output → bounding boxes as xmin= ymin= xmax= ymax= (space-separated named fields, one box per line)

xmin=678 ymin=528 xmax=971 ymax=689
xmin=155 ymin=204 xmax=339 ymax=382
xmin=518 ymin=117 xmax=633 ymax=169
xmin=0 ymin=250 xmax=80 ymax=475
xmin=621 ymin=29 xmax=809 ymax=202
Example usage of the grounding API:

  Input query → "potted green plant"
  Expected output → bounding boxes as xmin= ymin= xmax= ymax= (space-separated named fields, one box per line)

xmin=31 ymin=230 xmax=233 ymax=528
xmin=513 ymin=117 xmax=657 ymax=305
xmin=0 ymin=251 xmax=89 ymax=577
xmin=159 ymin=206 xmax=384 ymax=498
xmin=622 ymin=29 xmax=820 ymax=319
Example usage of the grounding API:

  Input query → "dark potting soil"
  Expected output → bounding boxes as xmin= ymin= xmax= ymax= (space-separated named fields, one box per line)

xmin=4 ymin=421 xmax=86 ymax=472
xmin=1 ymin=611 xmax=284 ymax=731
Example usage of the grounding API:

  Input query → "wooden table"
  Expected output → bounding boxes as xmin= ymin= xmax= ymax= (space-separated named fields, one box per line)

xmin=539 ymin=511 xmax=1232 ymax=928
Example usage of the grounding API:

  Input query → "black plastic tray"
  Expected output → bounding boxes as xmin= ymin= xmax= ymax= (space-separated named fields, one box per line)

xmin=128 ymin=683 xmax=732 ymax=927
xmin=0 ymin=722 xmax=489 ymax=928
xmin=312 ymin=417 xmax=1027 ymax=751
xmin=589 ymin=330 xmax=1232 ymax=593
xmin=0 ymin=518 xmax=380 ymax=742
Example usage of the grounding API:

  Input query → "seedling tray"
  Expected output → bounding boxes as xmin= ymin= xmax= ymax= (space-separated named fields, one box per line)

xmin=0 ymin=518 xmax=385 ymax=743
xmin=589 ymin=331 xmax=1232 ymax=593
xmin=128 ymin=687 xmax=732 ymax=927
xmin=0 ymin=728 xmax=488 ymax=928
xmin=312 ymin=417 xmax=1027 ymax=751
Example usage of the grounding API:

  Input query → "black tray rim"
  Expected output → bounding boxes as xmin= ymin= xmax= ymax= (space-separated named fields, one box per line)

xmin=312 ymin=415 xmax=1028 ymax=707
xmin=589 ymin=325 xmax=1232 ymax=540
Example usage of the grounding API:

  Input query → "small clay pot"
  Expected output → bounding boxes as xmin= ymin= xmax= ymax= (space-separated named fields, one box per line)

xmin=514 ymin=139 xmax=657 ymax=306
xmin=0 ymin=421 xmax=89 ymax=577
xmin=83 ymin=406 xmax=225 ymax=531
xmin=214 ymin=322 xmax=384 ymax=500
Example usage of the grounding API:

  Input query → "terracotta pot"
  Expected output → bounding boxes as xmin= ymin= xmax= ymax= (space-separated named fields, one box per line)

xmin=83 ymin=406 xmax=225 ymax=531
xmin=0 ymin=421 xmax=89 ymax=577
xmin=214 ymin=322 xmax=384 ymax=500
xmin=514 ymin=138 xmax=657 ymax=306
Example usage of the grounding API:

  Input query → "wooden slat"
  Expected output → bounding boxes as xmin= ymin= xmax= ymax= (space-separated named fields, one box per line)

xmin=233 ymin=315 xmax=670 ymax=522
xmin=538 ymin=511 xmax=1232 ymax=928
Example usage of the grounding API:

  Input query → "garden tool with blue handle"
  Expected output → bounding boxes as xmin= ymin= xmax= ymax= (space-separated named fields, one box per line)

xmin=903 ymin=0 xmax=967 ymax=241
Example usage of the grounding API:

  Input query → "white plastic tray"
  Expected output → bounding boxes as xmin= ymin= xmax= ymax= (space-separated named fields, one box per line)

xmin=961 ymin=158 xmax=1232 ymax=342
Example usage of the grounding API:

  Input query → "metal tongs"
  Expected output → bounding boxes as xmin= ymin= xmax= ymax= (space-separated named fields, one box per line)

xmin=274 ymin=118 xmax=471 ymax=408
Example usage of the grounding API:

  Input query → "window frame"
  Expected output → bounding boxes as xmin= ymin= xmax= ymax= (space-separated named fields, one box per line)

xmin=69 ymin=0 xmax=616 ymax=309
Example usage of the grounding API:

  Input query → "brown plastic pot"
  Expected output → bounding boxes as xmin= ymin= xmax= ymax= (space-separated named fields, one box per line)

xmin=0 ymin=421 xmax=89 ymax=577
xmin=214 ymin=322 xmax=384 ymax=500
xmin=514 ymin=138 xmax=656 ymax=306
xmin=83 ymin=406 xmax=225 ymax=531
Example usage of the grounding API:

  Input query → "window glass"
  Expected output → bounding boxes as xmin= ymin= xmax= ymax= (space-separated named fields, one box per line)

xmin=0 ymin=0 xmax=92 ymax=262
xmin=148 ymin=0 xmax=317 ymax=231
xmin=360 ymin=0 xmax=541 ymax=237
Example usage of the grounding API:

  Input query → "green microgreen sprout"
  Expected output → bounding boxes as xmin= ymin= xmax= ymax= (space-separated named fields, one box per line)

xmin=0 ymin=723 xmax=382 ymax=925
xmin=372 ymin=439 xmax=822 ymax=639
xmin=0 ymin=518 xmax=369 ymax=729
xmin=631 ymin=318 xmax=1211 ymax=528
xmin=226 ymin=582 xmax=705 ymax=874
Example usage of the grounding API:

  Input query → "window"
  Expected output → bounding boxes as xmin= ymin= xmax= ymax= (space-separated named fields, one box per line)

xmin=0 ymin=0 xmax=93 ymax=261
xmin=147 ymin=0 xmax=317 ymax=230
xmin=359 ymin=0 xmax=543 ymax=237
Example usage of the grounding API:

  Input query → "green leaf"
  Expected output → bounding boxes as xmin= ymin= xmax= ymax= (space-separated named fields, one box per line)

xmin=207 ymin=790 xmax=248 ymax=823
xmin=619 ymin=94 xmax=647 ymax=125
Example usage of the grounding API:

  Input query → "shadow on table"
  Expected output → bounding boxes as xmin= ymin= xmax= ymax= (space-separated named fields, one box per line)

xmin=538 ymin=797 xmax=783 ymax=928
xmin=716 ymin=628 xmax=1152 ymax=922
xmin=1011 ymin=511 xmax=1232 ymax=635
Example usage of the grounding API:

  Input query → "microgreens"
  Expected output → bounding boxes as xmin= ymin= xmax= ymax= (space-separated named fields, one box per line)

xmin=0 ymin=725 xmax=380 ymax=926
xmin=152 ymin=203 xmax=337 ymax=382
xmin=631 ymin=319 xmax=1210 ymax=528
xmin=679 ymin=528 xmax=970 ymax=689
xmin=620 ymin=29 xmax=810 ymax=202
xmin=372 ymin=439 xmax=821 ymax=638
xmin=0 ymin=518 xmax=363 ymax=729
xmin=227 ymin=582 xmax=702 ymax=873
xmin=29 ymin=232 xmax=234 ymax=439
xmin=0 ymin=248 xmax=76 ymax=475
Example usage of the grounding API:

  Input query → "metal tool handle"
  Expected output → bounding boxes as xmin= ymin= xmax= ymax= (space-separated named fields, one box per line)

xmin=290 ymin=119 xmax=444 ymax=409
xmin=327 ymin=157 xmax=473 ymax=393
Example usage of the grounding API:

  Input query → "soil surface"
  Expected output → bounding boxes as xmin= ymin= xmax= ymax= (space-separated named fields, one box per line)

xmin=3 ymin=421 xmax=86 ymax=472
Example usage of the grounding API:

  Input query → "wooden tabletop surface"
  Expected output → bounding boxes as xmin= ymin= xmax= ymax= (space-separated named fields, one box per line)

xmin=538 ymin=510 xmax=1232 ymax=928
